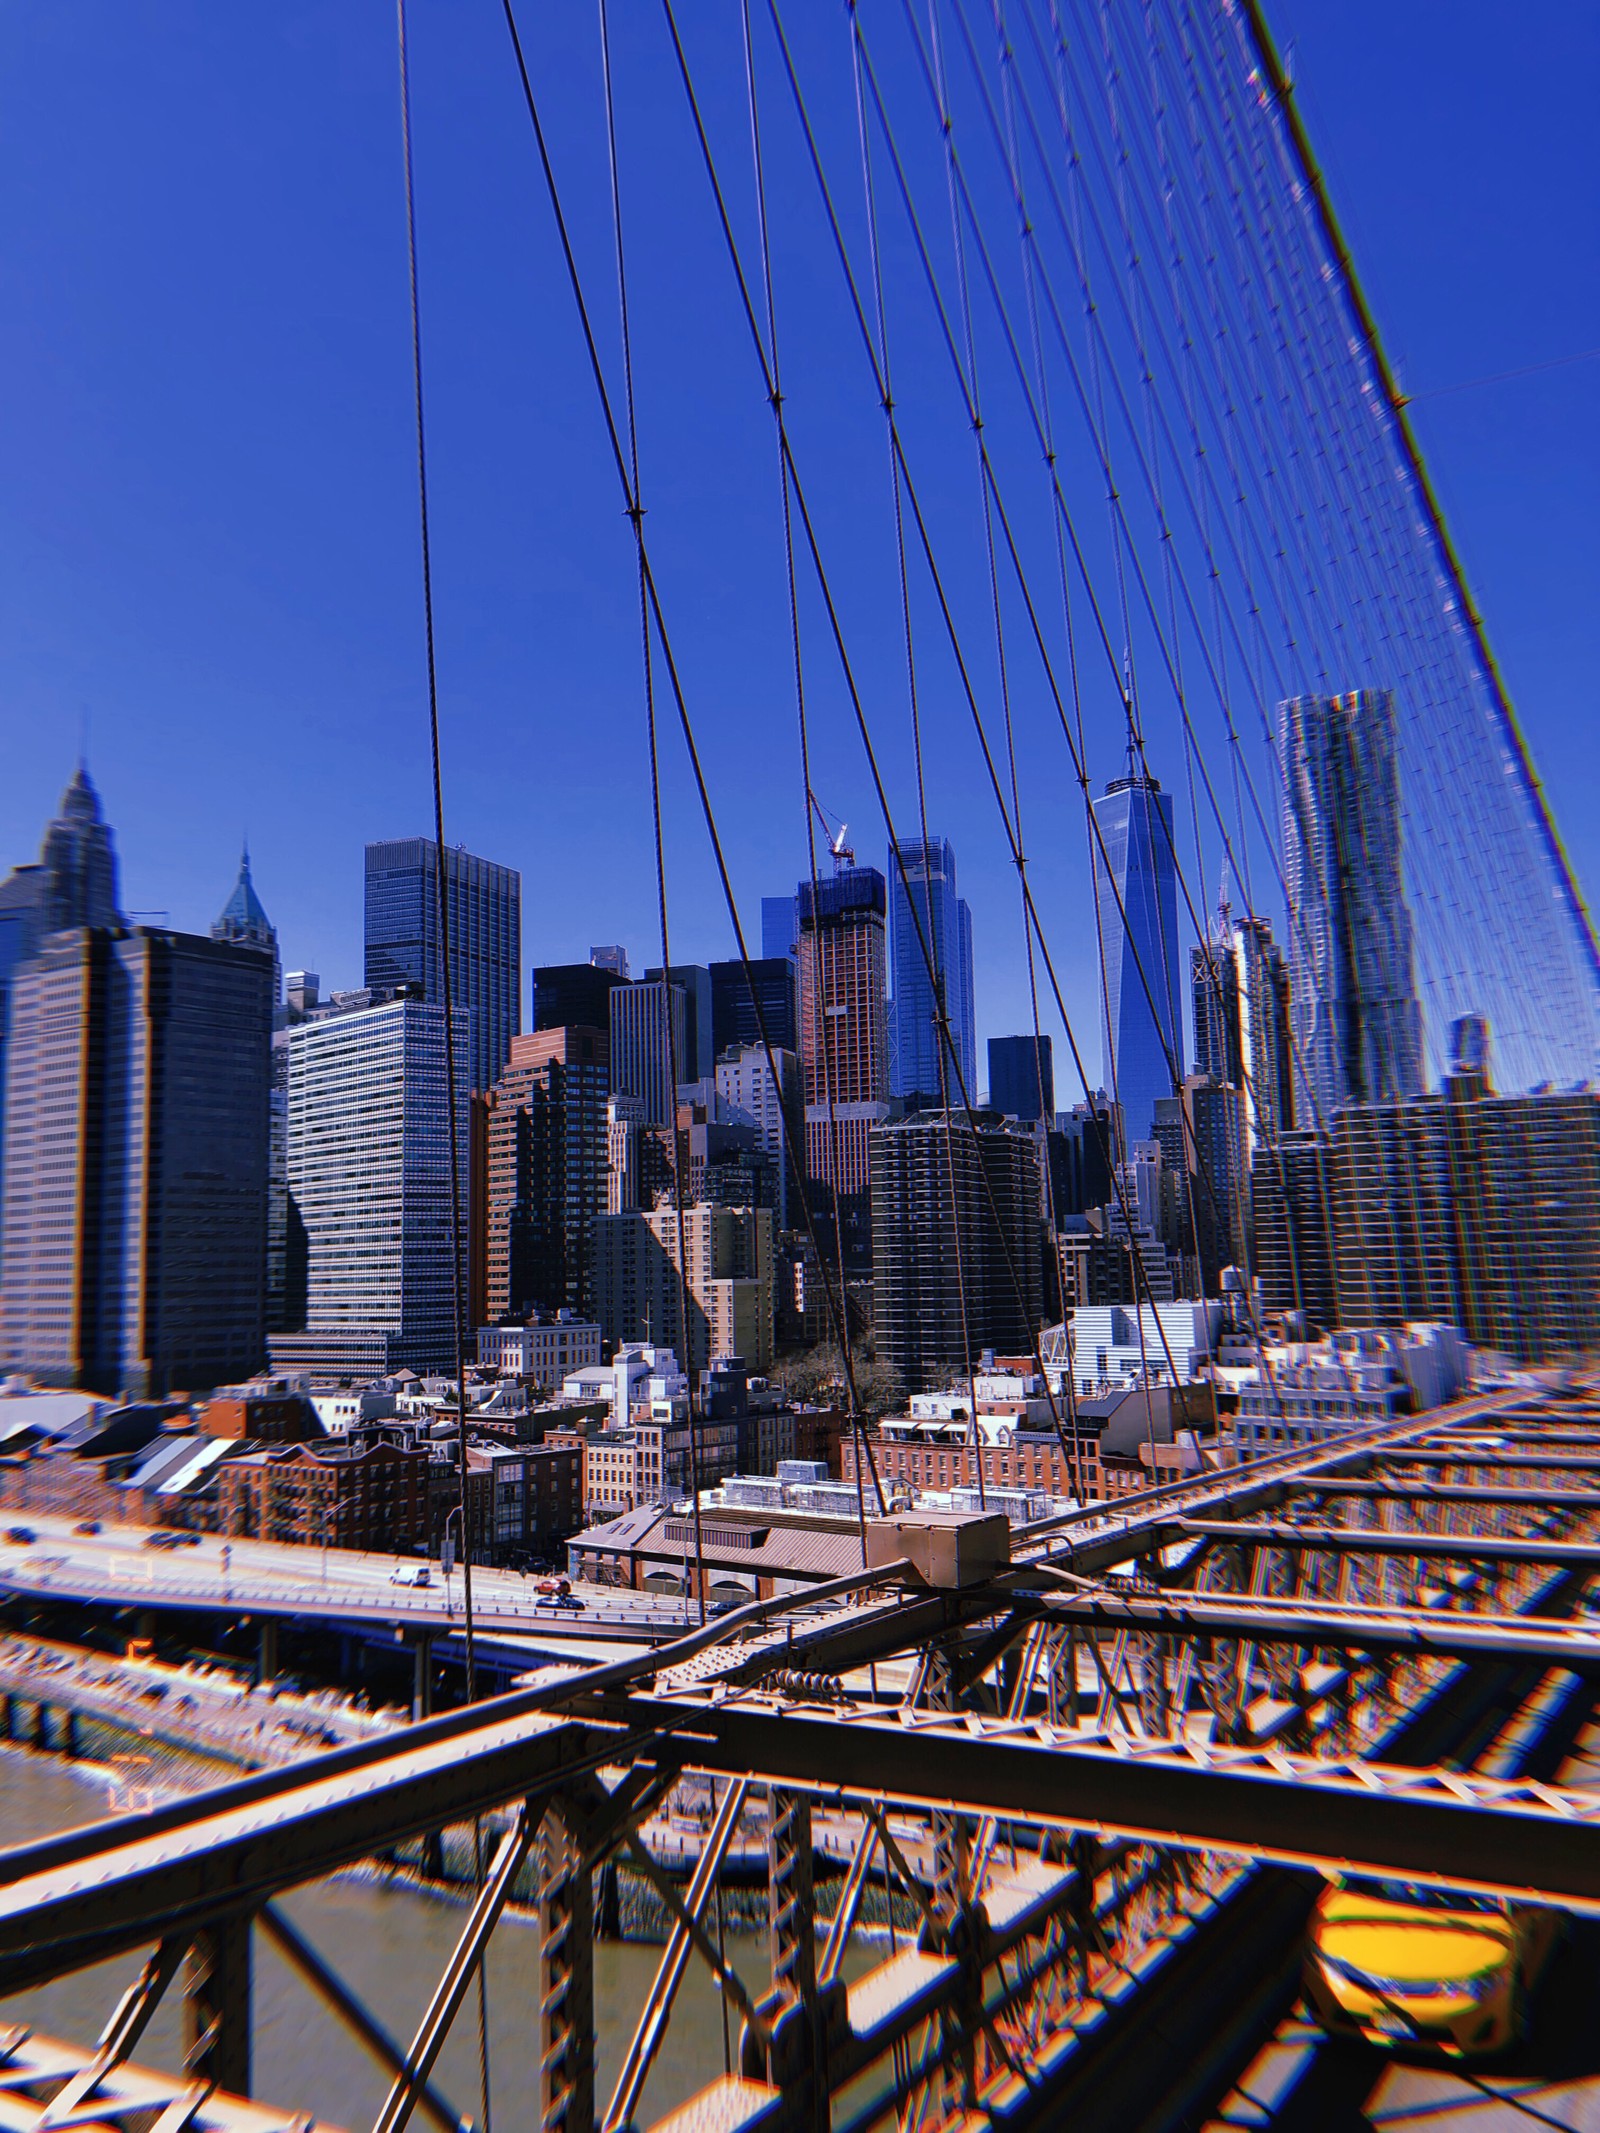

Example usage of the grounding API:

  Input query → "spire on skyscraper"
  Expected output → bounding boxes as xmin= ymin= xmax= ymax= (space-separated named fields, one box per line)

xmin=39 ymin=762 xmax=123 ymax=933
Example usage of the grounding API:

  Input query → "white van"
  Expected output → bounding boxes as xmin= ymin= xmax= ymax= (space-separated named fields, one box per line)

xmin=389 ymin=1564 xmax=431 ymax=1588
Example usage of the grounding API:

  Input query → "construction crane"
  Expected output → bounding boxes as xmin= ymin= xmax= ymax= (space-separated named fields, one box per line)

xmin=808 ymin=787 xmax=855 ymax=871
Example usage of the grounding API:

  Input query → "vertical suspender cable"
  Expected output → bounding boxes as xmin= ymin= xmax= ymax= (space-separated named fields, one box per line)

xmin=393 ymin=6 xmax=491 ymax=2127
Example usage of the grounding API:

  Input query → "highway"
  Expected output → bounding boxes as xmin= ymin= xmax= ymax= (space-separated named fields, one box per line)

xmin=0 ymin=1512 xmax=698 ymax=1642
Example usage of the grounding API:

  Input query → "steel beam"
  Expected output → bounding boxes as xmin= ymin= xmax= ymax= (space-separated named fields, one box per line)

xmin=374 ymin=1808 xmax=531 ymax=2133
xmin=597 ymin=1690 xmax=1600 ymax=1913
xmin=258 ymin=1904 xmax=463 ymax=2133
xmin=1178 ymin=1520 xmax=1600 ymax=1566
xmin=1305 ymin=1481 xmax=1600 ymax=1508
xmin=184 ymin=1915 xmax=251 ymax=2098
xmin=1022 ymin=1586 xmax=1600 ymax=1673
xmin=537 ymin=1797 xmax=594 ymax=2133
xmin=0 ymin=1709 xmax=629 ymax=1993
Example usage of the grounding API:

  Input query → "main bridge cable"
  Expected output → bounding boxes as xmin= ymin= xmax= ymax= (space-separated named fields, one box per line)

xmin=1148 ymin=0 xmax=1563 ymax=1077
xmin=1236 ymin=0 xmax=1600 ymax=1003
xmin=594 ymin=0 xmax=708 ymax=1628
xmin=494 ymin=0 xmax=890 ymax=1534
xmin=667 ymin=0 xmax=1094 ymax=1479
xmin=393 ymin=4 xmax=492 ymax=2127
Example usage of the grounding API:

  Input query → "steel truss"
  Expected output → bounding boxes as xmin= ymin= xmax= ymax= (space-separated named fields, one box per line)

xmin=3 ymin=1389 xmax=1599 ymax=2133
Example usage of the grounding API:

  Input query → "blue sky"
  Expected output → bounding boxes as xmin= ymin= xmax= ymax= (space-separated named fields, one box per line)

xmin=1 ymin=2 xmax=1594 ymax=1078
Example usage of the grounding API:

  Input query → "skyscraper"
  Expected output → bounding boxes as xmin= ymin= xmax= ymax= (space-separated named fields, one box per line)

xmin=709 ymin=956 xmax=797 ymax=1060
xmin=1280 ymin=689 xmax=1423 ymax=1115
xmin=0 ymin=926 xmax=273 ymax=1394
xmin=798 ymin=866 xmax=889 ymax=1265
xmin=609 ymin=976 xmax=689 ymax=1130
xmin=210 ymin=852 xmax=291 ymax=1338
xmin=645 ymin=965 xmax=712 ymax=1083
xmin=761 ymin=895 xmax=798 ymax=964
xmin=871 ymin=1111 xmax=1043 ymax=1392
xmin=1092 ymin=754 xmax=1183 ymax=1153
xmin=533 ymin=959 xmax=625 ymax=1035
xmin=889 ymin=837 xmax=976 ymax=1106
xmin=715 ymin=1041 xmax=804 ymax=1228
xmin=0 ymin=767 xmax=126 ymax=1219
xmin=988 ymin=1034 xmax=1055 ymax=1123
xmin=270 ymin=997 xmax=470 ymax=1379
xmin=483 ymin=1026 xmax=609 ymax=1324
xmin=364 ymin=839 xmax=521 ymax=1094
xmin=1191 ymin=908 xmax=1294 ymax=1159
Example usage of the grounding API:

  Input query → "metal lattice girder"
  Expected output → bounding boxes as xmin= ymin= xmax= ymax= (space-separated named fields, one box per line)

xmin=1024 ymin=1586 xmax=1600 ymax=1674
xmin=538 ymin=1798 xmax=595 ymax=2133
xmin=184 ymin=1916 xmax=251 ymax=2099
xmin=1178 ymin=1519 xmax=1600 ymax=1566
xmin=1306 ymin=1481 xmax=1600 ymax=1507
xmin=0 ymin=2023 xmax=344 ymax=2133
xmin=602 ymin=1690 xmax=1600 ymax=1913
xmin=0 ymin=1707 xmax=626 ymax=1993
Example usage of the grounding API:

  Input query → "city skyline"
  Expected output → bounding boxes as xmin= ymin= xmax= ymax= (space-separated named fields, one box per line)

xmin=0 ymin=10 xmax=1591 ymax=1098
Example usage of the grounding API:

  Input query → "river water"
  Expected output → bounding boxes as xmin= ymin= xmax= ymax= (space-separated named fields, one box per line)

xmin=0 ymin=1746 xmax=772 ymax=2131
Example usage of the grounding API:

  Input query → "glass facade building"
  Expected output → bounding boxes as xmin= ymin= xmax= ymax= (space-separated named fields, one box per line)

xmin=988 ymin=1034 xmax=1055 ymax=1123
xmin=888 ymin=837 xmax=975 ymax=1106
xmin=0 ymin=927 xmax=273 ymax=1394
xmin=364 ymin=839 xmax=521 ymax=1095
xmin=277 ymin=998 xmax=470 ymax=1377
xmin=1092 ymin=766 xmax=1182 ymax=1152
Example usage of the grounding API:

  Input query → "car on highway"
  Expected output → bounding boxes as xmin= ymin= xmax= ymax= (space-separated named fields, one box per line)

xmin=390 ymin=1564 xmax=431 ymax=1587
xmin=144 ymin=1530 xmax=200 ymax=1550
xmin=5 ymin=1526 xmax=38 ymax=1545
xmin=553 ymin=1592 xmax=585 ymax=1610
xmin=1305 ymin=1874 xmax=1563 ymax=2056
xmin=536 ymin=1576 xmax=570 ymax=1598
xmin=72 ymin=1519 xmax=102 ymax=1536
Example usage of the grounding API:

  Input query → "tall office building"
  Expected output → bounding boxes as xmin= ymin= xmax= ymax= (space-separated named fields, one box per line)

xmin=1191 ymin=908 xmax=1294 ymax=1159
xmin=798 ymin=866 xmax=889 ymax=1265
xmin=715 ymin=1042 xmax=804 ymax=1229
xmin=533 ymin=959 xmax=625 ymax=1035
xmin=483 ymin=1026 xmax=609 ymax=1324
xmin=1280 ymin=690 xmax=1422 ymax=1115
xmin=1330 ymin=1079 xmax=1600 ymax=1364
xmin=596 ymin=1202 xmax=775 ymax=1371
xmin=269 ymin=997 xmax=470 ymax=1379
xmin=609 ymin=976 xmax=689 ymax=1131
xmin=364 ymin=839 xmax=521 ymax=1094
xmin=761 ymin=895 xmax=798 ymax=964
xmin=871 ymin=1111 xmax=1044 ymax=1393
xmin=646 ymin=965 xmax=712 ymax=1083
xmin=1092 ymin=752 xmax=1183 ymax=1153
xmin=0 ymin=927 xmax=273 ymax=1394
xmin=0 ymin=766 xmax=127 ymax=1220
xmin=709 ymin=956 xmax=797 ymax=1060
xmin=889 ymin=837 xmax=976 ymax=1106
xmin=208 ymin=853 xmax=293 ymax=1340
xmin=989 ymin=1034 xmax=1055 ymax=1123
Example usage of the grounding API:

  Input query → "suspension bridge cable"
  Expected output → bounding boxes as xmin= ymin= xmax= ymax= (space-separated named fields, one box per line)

xmin=495 ymin=0 xmax=890 ymax=1532
xmin=393 ymin=5 xmax=491 ymax=2125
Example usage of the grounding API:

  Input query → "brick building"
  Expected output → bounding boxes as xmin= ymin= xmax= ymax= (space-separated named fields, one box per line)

xmin=217 ymin=1437 xmax=430 ymax=1551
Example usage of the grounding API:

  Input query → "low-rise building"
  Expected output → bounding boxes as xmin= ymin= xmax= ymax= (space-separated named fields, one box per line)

xmin=1068 ymin=1302 xmax=1224 ymax=1397
xmin=477 ymin=1314 xmax=602 ymax=1385
xmin=1220 ymin=1322 xmax=1470 ymax=1458
xmin=566 ymin=1497 xmax=866 ymax=1602
xmin=217 ymin=1437 xmax=430 ymax=1551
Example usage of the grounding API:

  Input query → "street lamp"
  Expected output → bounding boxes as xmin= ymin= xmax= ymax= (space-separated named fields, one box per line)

xmin=441 ymin=1505 xmax=462 ymax=1618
